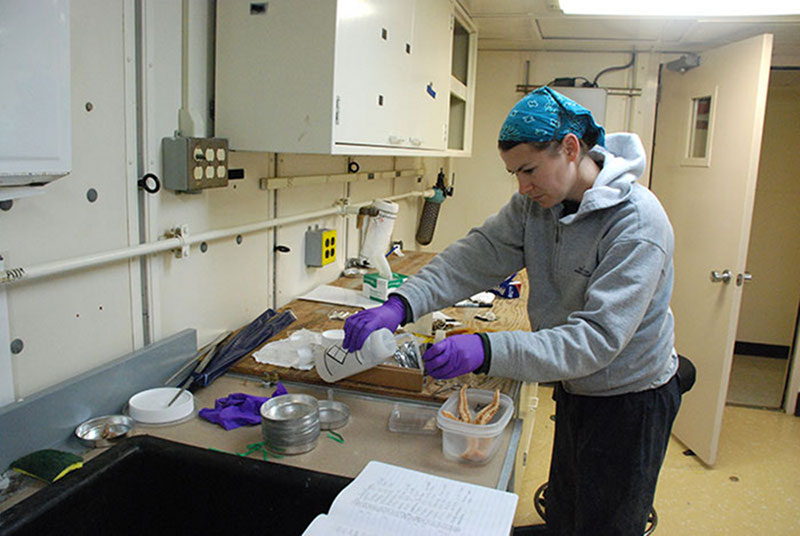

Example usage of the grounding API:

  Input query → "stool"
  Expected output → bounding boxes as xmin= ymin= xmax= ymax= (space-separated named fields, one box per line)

xmin=532 ymin=482 xmax=658 ymax=535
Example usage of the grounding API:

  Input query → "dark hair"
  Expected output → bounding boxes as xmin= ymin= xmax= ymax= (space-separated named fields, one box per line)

xmin=498 ymin=129 xmax=598 ymax=156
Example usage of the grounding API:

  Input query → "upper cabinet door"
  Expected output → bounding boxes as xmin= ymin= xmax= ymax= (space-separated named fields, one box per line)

xmin=333 ymin=0 xmax=415 ymax=148
xmin=404 ymin=0 xmax=452 ymax=151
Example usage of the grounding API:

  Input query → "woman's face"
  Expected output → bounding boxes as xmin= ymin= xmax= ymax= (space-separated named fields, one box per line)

xmin=499 ymin=139 xmax=579 ymax=209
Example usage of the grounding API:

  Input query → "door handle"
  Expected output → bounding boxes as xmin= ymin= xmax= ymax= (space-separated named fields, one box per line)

xmin=710 ymin=269 xmax=732 ymax=283
xmin=736 ymin=272 xmax=753 ymax=286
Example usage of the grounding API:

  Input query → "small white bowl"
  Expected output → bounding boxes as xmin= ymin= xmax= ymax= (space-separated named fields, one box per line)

xmin=128 ymin=387 xmax=194 ymax=424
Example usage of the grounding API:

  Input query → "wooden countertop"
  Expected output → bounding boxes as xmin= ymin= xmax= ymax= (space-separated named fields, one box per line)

xmin=230 ymin=251 xmax=531 ymax=403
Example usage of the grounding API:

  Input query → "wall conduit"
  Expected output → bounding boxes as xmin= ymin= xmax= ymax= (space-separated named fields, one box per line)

xmin=2 ymin=189 xmax=434 ymax=286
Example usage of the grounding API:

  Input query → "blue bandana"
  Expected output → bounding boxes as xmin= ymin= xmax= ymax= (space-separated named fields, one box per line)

xmin=498 ymin=86 xmax=605 ymax=147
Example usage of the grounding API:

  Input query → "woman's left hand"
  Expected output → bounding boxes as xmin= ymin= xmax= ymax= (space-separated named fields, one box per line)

xmin=422 ymin=334 xmax=485 ymax=379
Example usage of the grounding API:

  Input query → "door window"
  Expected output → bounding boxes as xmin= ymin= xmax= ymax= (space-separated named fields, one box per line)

xmin=682 ymin=87 xmax=718 ymax=167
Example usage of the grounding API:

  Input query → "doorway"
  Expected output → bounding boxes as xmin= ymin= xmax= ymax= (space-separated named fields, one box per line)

xmin=727 ymin=68 xmax=800 ymax=410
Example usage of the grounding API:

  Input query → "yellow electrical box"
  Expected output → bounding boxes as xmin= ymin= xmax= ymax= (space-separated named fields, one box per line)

xmin=305 ymin=228 xmax=337 ymax=267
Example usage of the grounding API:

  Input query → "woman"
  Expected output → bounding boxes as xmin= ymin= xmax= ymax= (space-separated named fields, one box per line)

xmin=343 ymin=86 xmax=682 ymax=535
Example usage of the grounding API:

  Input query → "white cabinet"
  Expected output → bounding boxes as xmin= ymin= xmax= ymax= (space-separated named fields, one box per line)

xmin=0 ymin=0 xmax=71 ymax=191
xmin=215 ymin=0 xmax=475 ymax=156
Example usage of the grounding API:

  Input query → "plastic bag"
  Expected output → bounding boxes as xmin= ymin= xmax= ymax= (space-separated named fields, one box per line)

xmin=252 ymin=329 xmax=322 ymax=370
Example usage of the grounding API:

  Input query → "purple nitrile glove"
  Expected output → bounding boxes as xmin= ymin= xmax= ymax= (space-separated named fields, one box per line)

xmin=422 ymin=334 xmax=485 ymax=379
xmin=342 ymin=295 xmax=406 ymax=352
xmin=198 ymin=383 xmax=288 ymax=430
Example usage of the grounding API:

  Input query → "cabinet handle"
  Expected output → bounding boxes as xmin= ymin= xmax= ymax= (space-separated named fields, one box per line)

xmin=409 ymin=138 xmax=422 ymax=146
xmin=388 ymin=136 xmax=406 ymax=145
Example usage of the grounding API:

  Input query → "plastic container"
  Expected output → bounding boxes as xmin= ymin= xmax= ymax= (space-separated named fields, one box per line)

xmin=315 ymin=328 xmax=398 ymax=382
xmin=436 ymin=388 xmax=514 ymax=465
xmin=388 ymin=402 xmax=438 ymax=435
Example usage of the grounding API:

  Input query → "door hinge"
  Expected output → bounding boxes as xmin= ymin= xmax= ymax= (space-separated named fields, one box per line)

xmin=335 ymin=96 xmax=340 ymax=125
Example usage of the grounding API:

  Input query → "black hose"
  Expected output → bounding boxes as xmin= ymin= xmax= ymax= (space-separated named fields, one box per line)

xmin=592 ymin=52 xmax=636 ymax=87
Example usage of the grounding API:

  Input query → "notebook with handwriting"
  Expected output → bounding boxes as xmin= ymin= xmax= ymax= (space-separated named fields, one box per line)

xmin=303 ymin=461 xmax=518 ymax=536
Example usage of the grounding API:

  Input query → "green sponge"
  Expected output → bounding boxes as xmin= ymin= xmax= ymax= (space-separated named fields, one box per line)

xmin=10 ymin=449 xmax=83 ymax=483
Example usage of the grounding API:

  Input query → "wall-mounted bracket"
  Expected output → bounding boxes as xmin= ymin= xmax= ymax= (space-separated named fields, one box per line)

xmin=166 ymin=225 xmax=191 ymax=259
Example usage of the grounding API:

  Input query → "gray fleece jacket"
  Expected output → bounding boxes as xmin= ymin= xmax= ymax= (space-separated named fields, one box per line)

xmin=396 ymin=133 xmax=678 ymax=396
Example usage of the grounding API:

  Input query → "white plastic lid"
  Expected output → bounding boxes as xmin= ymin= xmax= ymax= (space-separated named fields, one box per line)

xmin=128 ymin=387 xmax=194 ymax=424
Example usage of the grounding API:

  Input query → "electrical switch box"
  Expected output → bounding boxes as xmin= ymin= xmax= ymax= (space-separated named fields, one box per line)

xmin=305 ymin=228 xmax=337 ymax=267
xmin=162 ymin=136 xmax=229 ymax=193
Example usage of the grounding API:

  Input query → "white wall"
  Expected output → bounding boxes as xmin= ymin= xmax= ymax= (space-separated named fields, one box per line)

xmin=2 ymin=0 xmax=141 ymax=397
xmin=736 ymin=71 xmax=800 ymax=347
xmin=0 ymin=1 xmax=439 ymax=400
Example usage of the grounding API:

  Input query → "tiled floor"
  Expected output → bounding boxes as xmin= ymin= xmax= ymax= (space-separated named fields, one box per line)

xmin=513 ymin=384 xmax=800 ymax=534
xmin=726 ymin=354 xmax=788 ymax=408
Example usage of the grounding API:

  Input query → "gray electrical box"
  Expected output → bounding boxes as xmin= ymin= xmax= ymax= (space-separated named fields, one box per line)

xmin=162 ymin=136 xmax=229 ymax=193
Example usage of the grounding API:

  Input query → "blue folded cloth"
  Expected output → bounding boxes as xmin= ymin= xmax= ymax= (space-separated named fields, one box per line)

xmin=199 ymin=383 xmax=288 ymax=430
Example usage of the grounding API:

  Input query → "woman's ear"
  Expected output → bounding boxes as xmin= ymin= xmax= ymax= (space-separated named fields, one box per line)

xmin=561 ymin=133 xmax=581 ymax=161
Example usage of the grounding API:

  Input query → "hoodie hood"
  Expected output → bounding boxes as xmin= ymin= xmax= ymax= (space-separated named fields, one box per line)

xmin=566 ymin=132 xmax=647 ymax=220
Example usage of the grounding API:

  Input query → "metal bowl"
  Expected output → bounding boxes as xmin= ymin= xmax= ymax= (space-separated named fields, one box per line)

xmin=75 ymin=414 xmax=135 ymax=448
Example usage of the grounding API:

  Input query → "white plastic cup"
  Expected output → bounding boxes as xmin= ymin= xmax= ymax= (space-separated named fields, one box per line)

xmin=316 ymin=328 xmax=398 ymax=382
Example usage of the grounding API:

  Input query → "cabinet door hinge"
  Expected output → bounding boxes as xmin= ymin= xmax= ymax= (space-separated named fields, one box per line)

xmin=335 ymin=96 xmax=340 ymax=125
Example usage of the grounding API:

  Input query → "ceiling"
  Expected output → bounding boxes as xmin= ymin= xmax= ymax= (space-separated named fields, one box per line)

xmin=461 ymin=0 xmax=800 ymax=63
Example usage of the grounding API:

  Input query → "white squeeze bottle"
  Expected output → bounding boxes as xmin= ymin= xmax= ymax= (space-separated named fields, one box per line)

xmin=316 ymin=328 xmax=397 ymax=383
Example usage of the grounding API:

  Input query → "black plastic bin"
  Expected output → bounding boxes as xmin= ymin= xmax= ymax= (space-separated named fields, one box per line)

xmin=0 ymin=435 xmax=351 ymax=535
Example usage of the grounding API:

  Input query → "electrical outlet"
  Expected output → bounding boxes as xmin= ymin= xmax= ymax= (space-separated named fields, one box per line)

xmin=162 ymin=136 xmax=229 ymax=193
xmin=305 ymin=228 xmax=337 ymax=267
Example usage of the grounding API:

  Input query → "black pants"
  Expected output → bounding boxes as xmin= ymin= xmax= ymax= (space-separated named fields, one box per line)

xmin=543 ymin=375 xmax=681 ymax=536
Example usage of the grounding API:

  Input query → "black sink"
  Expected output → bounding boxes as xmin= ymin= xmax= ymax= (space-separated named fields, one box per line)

xmin=0 ymin=435 xmax=351 ymax=535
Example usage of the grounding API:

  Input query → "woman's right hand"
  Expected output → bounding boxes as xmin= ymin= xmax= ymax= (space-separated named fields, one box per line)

xmin=342 ymin=295 xmax=406 ymax=352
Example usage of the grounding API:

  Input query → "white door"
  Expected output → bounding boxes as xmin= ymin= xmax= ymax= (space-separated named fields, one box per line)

xmin=650 ymin=34 xmax=773 ymax=465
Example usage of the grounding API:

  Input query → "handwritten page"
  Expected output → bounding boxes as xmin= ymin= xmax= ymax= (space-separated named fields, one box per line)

xmin=302 ymin=461 xmax=518 ymax=536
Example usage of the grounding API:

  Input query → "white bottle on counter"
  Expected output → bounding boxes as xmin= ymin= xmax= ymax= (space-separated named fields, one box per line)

xmin=316 ymin=328 xmax=398 ymax=383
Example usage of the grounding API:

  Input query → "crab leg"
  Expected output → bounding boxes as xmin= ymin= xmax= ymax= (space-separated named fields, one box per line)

xmin=457 ymin=385 xmax=473 ymax=423
xmin=474 ymin=389 xmax=501 ymax=425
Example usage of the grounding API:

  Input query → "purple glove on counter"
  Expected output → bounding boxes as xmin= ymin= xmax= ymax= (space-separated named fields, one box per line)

xmin=422 ymin=334 xmax=485 ymax=379
xmin=198 ymin=383 xmax=288 ymax=430
xmin=342 ymin=295 xmax=406 ymax=352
